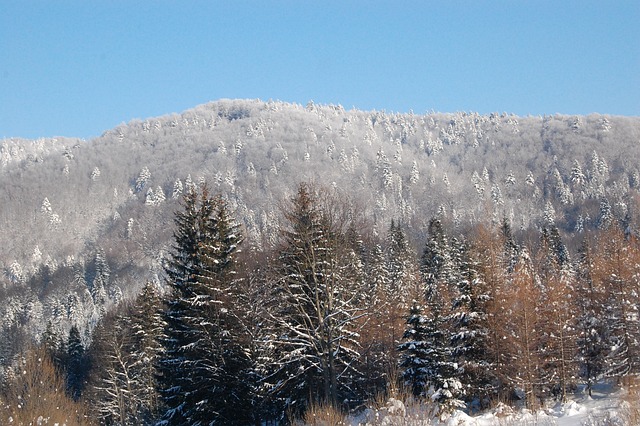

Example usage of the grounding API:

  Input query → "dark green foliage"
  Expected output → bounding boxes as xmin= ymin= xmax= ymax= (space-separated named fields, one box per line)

xmin=66 ymin=325 xmax=88 ymax=400
xmin=449 ymin=240 xmax=493 ymax=405
xmin=398 ymin=303 xmax=431 ymax=396
xmin=400 ymin=217 xmax=465 ymax=417
xmin=575 ymin=239 xmax=607 ymax=396
xmin=158 ymin=185 xmax=253 ymax=425
xmin=501 ymin=217 xmax=519 ymax=273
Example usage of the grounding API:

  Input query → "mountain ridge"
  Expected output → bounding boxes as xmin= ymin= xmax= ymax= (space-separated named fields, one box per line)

xmin=2 ymin=100 xmax=639 ymax=265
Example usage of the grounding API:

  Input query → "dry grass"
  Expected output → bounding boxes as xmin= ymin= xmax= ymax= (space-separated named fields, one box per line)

xmin=618 ymin=377 xmax=640 ymax=425
xmin=359 ymin=386 xmax=437 ymax=426
xmin=293 ymin=401 xmax=348 ymax=426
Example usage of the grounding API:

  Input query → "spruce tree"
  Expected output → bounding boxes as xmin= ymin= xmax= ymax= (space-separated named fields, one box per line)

xmin=575 ymin=238 xmax=607 ymax=396
xmin=448 ymin=237 xmax=493 ymax=408
xmin=599 ymin=230 xmax=640 ymax=384
xmin=398 ymin=302 xmax=431 ymax=396
xmin=386 ymin=220 xmax=415 ymax=300
xmin=66 ymin=325 xmax=87 ymax=401
xmin=158 ymin=185 xmax=253 ymax=425
xmin=408 ymin=218 xmax=464 ymax=419
xmin=129 ymin=282 xmax=164 ymax=422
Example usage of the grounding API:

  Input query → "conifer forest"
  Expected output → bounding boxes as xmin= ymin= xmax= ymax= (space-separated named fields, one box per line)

xmin=1 ymin=99 xmax=640 ymax=424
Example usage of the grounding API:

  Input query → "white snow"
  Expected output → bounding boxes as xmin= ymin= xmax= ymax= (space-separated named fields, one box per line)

xmin=347 ymin=382 xmax=633 ymax=425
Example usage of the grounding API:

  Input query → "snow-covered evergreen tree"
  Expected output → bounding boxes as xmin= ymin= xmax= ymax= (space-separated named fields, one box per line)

xmin=91 ymin=281 xmax=165 ymax=425
xmin=408 ymin=218 xmax=465 ymax=418
xmin=158 ymin=184 xmax=253 ymax=425
xmin=398 ymin=302 xmax=431 ymax=396
xmin=91 ymin=248 xmax=110 ymax=316
xmin=135 ymin=167 xmax=151 ymax=192
xmin=65 ymin=325 xmax=88 ymax=400
xmin=448 ymin=237 xmax=493 ymax=406
xmin=599 ymin=230 xmax=640 ymax=383
xmin=129 ymin=282 xmax=164 ymax=422
xmin=385 ymin=220 xmax=416 ymax=305
xmin=575 ymin=238 xmax=607 ymax=396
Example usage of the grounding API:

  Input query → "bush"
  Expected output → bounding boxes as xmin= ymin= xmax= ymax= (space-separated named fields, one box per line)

xmin=0 ymin=346 xmax=90 ymax=426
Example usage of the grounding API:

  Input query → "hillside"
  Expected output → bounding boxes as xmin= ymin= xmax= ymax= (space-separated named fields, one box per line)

xmin=2 ymin=99 xmax=640 ymax=423
xmin=1 ymin=98 xmax=640 ymax=348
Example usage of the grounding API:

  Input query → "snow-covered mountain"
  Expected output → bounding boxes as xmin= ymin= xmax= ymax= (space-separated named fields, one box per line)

xmin=1 ymin=98 xmax=639 ymax=346
xmin=3 ymin=99 xmax=640 ymax=424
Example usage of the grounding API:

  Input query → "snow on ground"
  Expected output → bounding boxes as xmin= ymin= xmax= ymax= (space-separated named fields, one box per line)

xmin=349 ymin=383 xmax=633 ymax=425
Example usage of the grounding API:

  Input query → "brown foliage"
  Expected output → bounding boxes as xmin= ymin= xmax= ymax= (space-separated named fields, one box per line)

xmin=0 ymin=345 xmax=91 ymax=425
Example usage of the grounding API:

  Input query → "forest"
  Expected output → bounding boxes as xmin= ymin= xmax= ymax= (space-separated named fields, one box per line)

xmin=1 ymin=99 xmax=640 ymax=424
xmin=2 ymin=182 xmax=640 ymax=424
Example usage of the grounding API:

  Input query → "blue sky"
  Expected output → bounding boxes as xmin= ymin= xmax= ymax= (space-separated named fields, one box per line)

xmin=1 ymin=1 xmax=638 ymax=139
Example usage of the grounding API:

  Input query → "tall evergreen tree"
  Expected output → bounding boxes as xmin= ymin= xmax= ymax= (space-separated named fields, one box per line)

xmin=398 ymin=302 xmax=431 ymax=397
xmin=386 ymin=220 xmax=415 ymax=300
xmin=129 ymin=281 xmax=164 ymax=422
xmin=91 ymin=248 xmax=110 ymax=315
xmin=500 ymin=217 xmax=519 ymax=273
xmin=66 ymin=325 xmax=88 ymax=401
xmin=400 ymin=218 xmax=464 ymax=419
xmin=599 ymin=230 xmax=640 ymax=384
xmin=575 ymin=238 xmax=607 ymax=396
xmin=448 ymin=237 xmax=493 ymax=408
xmin=158 ymin=185 xmax=253 ymax=425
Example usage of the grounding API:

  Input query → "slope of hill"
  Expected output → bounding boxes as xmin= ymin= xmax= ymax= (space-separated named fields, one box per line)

xmin=1 ymin=98 xmax=639 ymax=351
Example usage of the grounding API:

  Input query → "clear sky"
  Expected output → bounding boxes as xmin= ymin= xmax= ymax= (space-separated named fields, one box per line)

xmin=1 ymin=1 xmax=638 ymax=139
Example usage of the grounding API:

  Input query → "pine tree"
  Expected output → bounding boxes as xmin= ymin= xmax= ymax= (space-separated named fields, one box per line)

xmin=407 ymin=218 xmax=465 ymax=418
xmin=575 ymin=238 xmax=607 ymax=396
xmin=66 ymin=325 xmax=88 ymax=401
xmin=599 ymin=230 xmax=640 ymax=384
xmin=135 ymin=167 xmax=151 ymax=192
xmin=421 ymin=219 xmax=450 ymax=292
xmin=386 ymin=220 xmax=415 ymax=301
xmin=383 ymin=220 xmax=418 ymax=360
xmin=42 ymin=319 xmax=64 ymax=367
xmin=129 ymin=282 xmax=164 ymax=422
xmin=500 ymin=218 xmax=519 ymax=273
xmin=91 ymin=248 xmax=110 ymax=315
xmin=398 ymin=303 xmax=431 ymax=396
xmin=448 ymin=237 xmax=493 ymax=407
xmin=158 ymin=185 xmax=253 ymax=425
